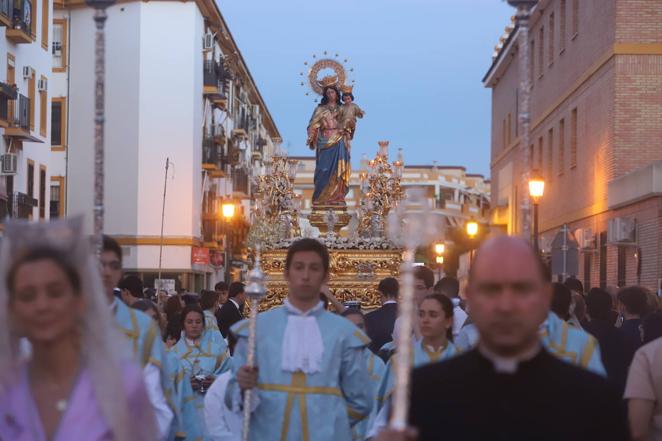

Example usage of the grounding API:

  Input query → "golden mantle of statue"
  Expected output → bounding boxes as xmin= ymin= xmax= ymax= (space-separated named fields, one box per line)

xmin=256 ymin=247 xmax=403 ymax=312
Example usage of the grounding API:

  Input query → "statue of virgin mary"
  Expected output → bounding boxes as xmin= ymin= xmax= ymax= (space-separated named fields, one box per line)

xmin=306 ymin=78 xmax=351 ymax=207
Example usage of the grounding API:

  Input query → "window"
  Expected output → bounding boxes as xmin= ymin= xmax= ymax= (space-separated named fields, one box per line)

xmin=548 ymin=13 xmax=555 ymax=65
xmin=572 ymin=0 xmax=579 ymax=38
xmin=617 ymin=246 xmax=626 ymax=287
xmin=7 ymin=54 xmax=15 ymax=122
xmin=27 ymin=160 xmax=34 ymax=198
xmin=583 ymin=253 xmax=592 ymax=292
xmin=570 ymin=108 xmax=578 ymax=168
xmin=41 ymin=0 xmax=49 ymax=50
xmin=515 ymin=89 xmax=519 ymax=136
xmin=28 ymin=71 xmax=35 ymax=131
xmin=530 ymin=39 xmax=535 ymax=85
xmin=599 ymin=231 xmax=607 ymax=288
xmin=39 ymin=165 xmax=46 ymax=219
xmin=51 ymin=97 xmax=65 ymax=150
xmin=560 ymin=0 xmax=567 ymax=52
xmin=52 ymin=19 xmax=67 ymax=72
xmin=538 ymin=136 xmax=543 ymax=171
xmin=547 ymin=128 xmax=553 ymax=180
xmin=559 ymin=118 xmax=565 ymax=175
xmin=509 ymin=113 xmax=513 ymax=144
xmin=529 ymin=144 xmax=534 ymax=168
xmin=50 ymin=176 xmax=64 ymax=218
xmin=538 ymin=26 xmax=544 ymax=77
xmin=30 ymin=0 xmax=36 ymax=38
xmin=39 ymin=75 xmax=47 ymax=137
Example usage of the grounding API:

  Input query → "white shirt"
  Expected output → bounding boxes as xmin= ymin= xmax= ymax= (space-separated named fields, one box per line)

xmin=205 ymin=372 xmax=242 ymax=441
xmin=452 ymin=305 xmax=468 ymax=338
xmin=143 ymin=363 xmax=174 ymax=441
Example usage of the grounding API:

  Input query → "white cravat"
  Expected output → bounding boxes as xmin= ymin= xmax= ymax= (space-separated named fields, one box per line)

xmin=478 ymin=343 xmax=541 ymax=374
xmin=281 ymin=299 xmax=325 ymax=374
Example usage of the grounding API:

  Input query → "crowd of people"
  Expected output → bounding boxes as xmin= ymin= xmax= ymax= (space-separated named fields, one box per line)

xmin=2 ymin=218 xmax=662 ymax=441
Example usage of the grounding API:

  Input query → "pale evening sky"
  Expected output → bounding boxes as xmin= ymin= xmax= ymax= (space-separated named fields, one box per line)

xmin=217 ymin=0 xmax=514 ymax=178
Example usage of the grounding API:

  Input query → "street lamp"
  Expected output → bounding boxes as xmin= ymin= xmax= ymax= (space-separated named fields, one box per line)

xmin=466 ymin=220 xmax=479 ymax=239
xmin=222 ymin=201 xmax=236 ymax=220
xmin=528 ymin=171 xmax=545 ymax=254
xmin=434 ymin=242 xmax=445 ymax=280
xmin=221 ymin=200 xmax=236 ymax=281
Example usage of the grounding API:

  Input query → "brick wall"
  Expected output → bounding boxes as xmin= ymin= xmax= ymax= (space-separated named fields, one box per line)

xmin=487 ymin=0 xmax=662 ymax=292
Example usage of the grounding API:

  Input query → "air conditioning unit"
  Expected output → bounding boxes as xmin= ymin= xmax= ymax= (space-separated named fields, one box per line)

xmin=37 ymin=78 xmax=47 ymax=92
xmin=203 ymin=32 xmax=215 ymax=51
xmin=607 ymin=217 xmax=637 ymax=245
xmin=574 ymin=228 xmax=595 ymax=250
xmin=52 ymin=41 xmax=62 ymax=56
xmin=22 ymin=66 xmax=34 ymax=80
xmin=1 ymin=153 xmax=18 ymax=175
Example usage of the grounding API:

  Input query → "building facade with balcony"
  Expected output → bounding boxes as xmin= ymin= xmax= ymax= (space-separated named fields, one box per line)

xmin=50 ymin=0 xmax=280 ymax=291
xmin=485 ymin=0 xmax=662 ymax=291
xmin=0 ymin=0 xmax=53 ymax=226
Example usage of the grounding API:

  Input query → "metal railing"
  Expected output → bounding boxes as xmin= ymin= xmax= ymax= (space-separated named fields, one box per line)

xmin=10 ymin=94 xmax=30 ymax=130
xmin=1 ymin=192 xmax=36 ymax=221
xmin=203 ymin=60 xmax=219 ymax=88
xmin=0 ymin=0 xmax=11 ymax=22
xmin=12 ymin=0 xmax=32 ymax=35
xmin=232 ymin=168 xmax=249 ymax=195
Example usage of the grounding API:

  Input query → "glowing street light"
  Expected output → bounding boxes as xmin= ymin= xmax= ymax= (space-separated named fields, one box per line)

xmin=434 ymin=243 xmax=445 ymax=255
xmin=528 ymin=171 xmax=545 ymax=253
xmin=435 ymin=255 xmax=444 ymax=265
xmin=466 ymin=220 xmax=479 ymax=239
xmin=221 ymin=201 xmax=235 ymax=220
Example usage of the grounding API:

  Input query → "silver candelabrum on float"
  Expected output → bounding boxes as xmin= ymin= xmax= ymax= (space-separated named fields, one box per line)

xmin=387 ymin=187 xmax=441 ymax=430
xmin=241 ymin=246 xmax=267 ymax=441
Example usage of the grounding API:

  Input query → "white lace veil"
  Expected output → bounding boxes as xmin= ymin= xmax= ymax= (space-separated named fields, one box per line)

xmin=0 ymin=217 xmax=155 ymax=441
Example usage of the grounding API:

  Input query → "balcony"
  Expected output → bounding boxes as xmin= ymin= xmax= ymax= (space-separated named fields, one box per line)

xmin=202 ymin=137 xmax=225 ymax=175
xmin=201 ymin=218 xmax=224 ymax=248
xmin=5 ymin=94 xmax=41 ymax=142
xmin=212 ymin=124 xmax=225 ymax=145
xmin=0 ymin=0 xmax=12 ymax=27
xmin=203 ymin=60 xmax=228 ymax=108
xmin=1 ymin=192 xmax=37 ymax=222
xmin=6 ymin=0 xmax=33 ymax=44
xmin=0 ymin=82 xmax=17 ymax=128
xmin=232 ymin=168 xmax=249 ymax=196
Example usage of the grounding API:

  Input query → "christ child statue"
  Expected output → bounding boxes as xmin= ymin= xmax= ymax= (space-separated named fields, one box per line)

xmin=339 ymin=85 xmax=364 ymax=140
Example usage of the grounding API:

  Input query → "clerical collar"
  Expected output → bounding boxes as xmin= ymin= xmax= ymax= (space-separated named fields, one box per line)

xmin=478 ymin=342 xmax=542 ymax=374
xmin=384 ymin=300 xmax=397 ymax=305
xmin=284 ymin=298 xmax=324 ymax=316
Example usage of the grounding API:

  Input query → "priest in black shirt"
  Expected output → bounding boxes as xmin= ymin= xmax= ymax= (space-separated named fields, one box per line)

xmin=376 ymin=236 xmax=630 ymax=441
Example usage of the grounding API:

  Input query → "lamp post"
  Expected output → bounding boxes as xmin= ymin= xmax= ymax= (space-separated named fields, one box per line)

xmin=466 ymin=219 xmax=479 ymax=264
xmin=434 ymin=242 xmax=445 ymax=281
xmin=87 ymin=0 xmax=116 ymax=256
xmin=528 ymin=171 xmax=545 ymax=254
xmin=507 ymin=0 xmax=537 ymax=244
xmin=221 ymin=200 xmax=235 ymax=281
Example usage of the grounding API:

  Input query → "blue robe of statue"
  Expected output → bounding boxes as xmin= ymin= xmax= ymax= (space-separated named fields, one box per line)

xmin=541 ymin=311 xmax=606 ymax=376
xmin=353 ymin=348 xmax=385 ymax=441
xmin=172 ymin=335 xmax=232 ymax=441
xmin=113 ymin=299 xmax=180 ymax=439
xmin=307 ymin=103 xmax=351 ymax=206
xmin=227 ymin=304 xmax=374 ymax=441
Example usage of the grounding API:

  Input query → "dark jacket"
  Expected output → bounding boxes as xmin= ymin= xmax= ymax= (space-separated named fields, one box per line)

xmin=364 ymin=302 xmax=398 ymax=355
xmin=410 ymin=348 xmax=630 ymax=441
xmin=584 ymin=319 xmax=637 ymax=394
xmin=216 ymin=299 xmax=243 ymax=339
